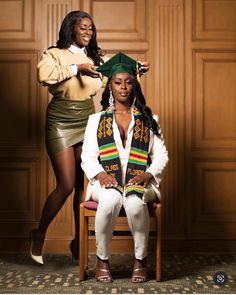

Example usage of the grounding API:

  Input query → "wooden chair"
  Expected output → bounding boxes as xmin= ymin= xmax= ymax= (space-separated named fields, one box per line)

xmin=79 ymin=176 xmax=162 ymax=281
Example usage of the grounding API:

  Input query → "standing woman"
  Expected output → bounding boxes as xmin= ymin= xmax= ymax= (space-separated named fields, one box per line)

xmin=29 ymin=10 xmax=106 ymax=264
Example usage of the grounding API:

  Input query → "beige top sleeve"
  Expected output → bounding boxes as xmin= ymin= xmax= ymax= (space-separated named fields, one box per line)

xmin=37 ymin=48 xmax=106 ymax=100
xmin=38 ymin=49 xmax=74 ymax=85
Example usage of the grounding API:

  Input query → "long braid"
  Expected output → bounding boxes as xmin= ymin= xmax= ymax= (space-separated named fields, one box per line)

xmin=133 ymin=79 xmax=161 ymax=137
xmin=100 ymin=76 xmax=161 ymax=137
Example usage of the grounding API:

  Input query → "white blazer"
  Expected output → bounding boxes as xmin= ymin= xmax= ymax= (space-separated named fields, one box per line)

xmin=81 ymin=110 xmax=169 ymax=201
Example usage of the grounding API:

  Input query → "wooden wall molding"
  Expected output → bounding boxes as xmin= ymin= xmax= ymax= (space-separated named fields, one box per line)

xmin=0 ymin=158 xmax=39 ymax=222
xmin=82 ymin=0 xmax=147 ymax=41
xmin=185 ymin=0 xmax=236 ymax=245
xmin=0 ymin=0 xmax=36 ymax=42
xmin=42 ymin=1 xmax=71 ymax=47
xmin=189 ymin=159 xmax=236 ymax=238
xmin=193 ymin=50 xmax=236 ymax=149
xmin=0 ymin=51 xmax=39 ymax=150
xmin=153 ymin=0 xmax=185 ymax=235
xmin=194 ymin=0 xmax=236 ymax=41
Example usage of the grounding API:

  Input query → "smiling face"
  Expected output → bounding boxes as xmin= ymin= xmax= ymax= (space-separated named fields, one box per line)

xmin=110 ymin=72 xmax=134 ymax=107
xmin=72 ymin=17 xmax=93 ymax=48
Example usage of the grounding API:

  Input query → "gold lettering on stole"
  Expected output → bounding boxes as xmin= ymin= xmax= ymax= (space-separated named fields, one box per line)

xmin=127 ymin=168 xmax=145 ymax=176
xmin=105 ymin=164 xmax=119 ymax=172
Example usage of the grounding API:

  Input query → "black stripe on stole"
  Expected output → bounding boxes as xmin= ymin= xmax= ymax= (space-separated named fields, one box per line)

xmin=97 ymin=107 xmax=150 ymax=198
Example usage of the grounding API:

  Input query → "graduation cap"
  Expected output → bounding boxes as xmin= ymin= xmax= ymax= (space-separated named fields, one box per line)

xmin=97 ymin=51 xmax=140 ymax=80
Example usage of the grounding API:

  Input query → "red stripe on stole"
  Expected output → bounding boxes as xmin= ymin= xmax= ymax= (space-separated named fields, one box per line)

xmin=100 ymin=148 xmax=117 ymax=155
xmin=129 ymin=152 xmax=147 ymax=160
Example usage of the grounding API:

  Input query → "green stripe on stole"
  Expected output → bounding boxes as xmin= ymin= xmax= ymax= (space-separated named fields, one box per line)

xmin=97 ymin=107 xmax=150 ymax=198
xmin=99 ymin=143 xmax=119 ymax=161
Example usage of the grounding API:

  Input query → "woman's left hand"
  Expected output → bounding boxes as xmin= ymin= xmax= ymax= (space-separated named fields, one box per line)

xmin=127 ymin=172 xmax=153 ymax=188
xmin=138 ymin=61 xmax=150 ymax=74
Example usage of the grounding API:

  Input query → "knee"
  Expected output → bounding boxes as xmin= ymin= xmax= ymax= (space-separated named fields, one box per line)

xmin=57 ymin=181 xmax=74 ymax=198
xmin=126 ymin=197 xmax=145 ymax=217
xmin=98 ymin=192 xmax=121 ymax=216
xmin=99 ymin=199 xmax=120 ymax=215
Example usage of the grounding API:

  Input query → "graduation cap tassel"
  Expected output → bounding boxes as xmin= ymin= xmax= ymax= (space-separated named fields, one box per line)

xmin=136 ymin=61 xmax=141 ymax=83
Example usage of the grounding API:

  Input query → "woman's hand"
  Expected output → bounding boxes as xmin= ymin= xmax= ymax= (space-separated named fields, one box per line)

xmin=77 ymin=63 xmax=100 ymax=78
xmin=95 ymin=172 xmax=118 ymax=188
xmin=127 ymin=172 xmax=153 ymax=187
xmin=138 ymin=61 xmax=150 ymax=75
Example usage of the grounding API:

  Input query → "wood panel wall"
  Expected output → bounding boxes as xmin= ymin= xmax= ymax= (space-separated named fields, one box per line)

xmin=0 ymin=0 xmax=235 ymax=253
xmin=184 ymin=0 xmax=236 ymax=251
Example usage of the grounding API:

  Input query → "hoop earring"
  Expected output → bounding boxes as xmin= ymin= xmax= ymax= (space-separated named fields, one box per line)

xmin=109 ymin=90 xmax=115 ymax=110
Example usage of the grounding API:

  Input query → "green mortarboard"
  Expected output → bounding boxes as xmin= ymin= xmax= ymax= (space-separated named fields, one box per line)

xmin=97 ymin=51 xmax=139 ymax=78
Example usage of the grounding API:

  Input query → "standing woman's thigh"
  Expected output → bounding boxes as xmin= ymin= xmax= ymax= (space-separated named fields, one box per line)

xmin=49 ymin=147 xmax=76 ymax=193
xmin=74 ymin=142 xmax=84 ymax=190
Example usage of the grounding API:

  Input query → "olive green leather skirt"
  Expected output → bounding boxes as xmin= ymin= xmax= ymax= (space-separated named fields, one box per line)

xmin=45 ymin=97 xmax=95 ymax=155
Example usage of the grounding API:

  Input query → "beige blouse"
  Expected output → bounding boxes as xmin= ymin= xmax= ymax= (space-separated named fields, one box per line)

xmin=37 ymin=47 xmax=107 ymax=100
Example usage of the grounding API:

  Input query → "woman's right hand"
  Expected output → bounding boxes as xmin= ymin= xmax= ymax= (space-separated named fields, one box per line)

xmin=77 ymin=63 xmax=100 ymax=78
xmin=95 ymin=172 xmax=118 ymax=188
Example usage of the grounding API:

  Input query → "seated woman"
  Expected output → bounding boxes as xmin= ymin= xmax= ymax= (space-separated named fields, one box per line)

xmin=81 ymin=52 xmax=169 ymax=283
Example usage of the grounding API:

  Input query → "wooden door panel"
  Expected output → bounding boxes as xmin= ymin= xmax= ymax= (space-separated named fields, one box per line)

xmin=186 ymin=0 xmax=236 ymax=246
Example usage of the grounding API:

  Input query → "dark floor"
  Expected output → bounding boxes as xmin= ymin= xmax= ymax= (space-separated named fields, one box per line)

xmin=0 ymin=252 xmax=235 ymax=294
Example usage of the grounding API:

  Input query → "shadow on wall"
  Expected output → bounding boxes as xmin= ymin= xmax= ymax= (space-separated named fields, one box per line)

xmin=0 ymin=61 xmax=42 ymax=244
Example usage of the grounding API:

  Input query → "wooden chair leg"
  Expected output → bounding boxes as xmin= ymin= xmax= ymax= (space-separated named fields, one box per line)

xmin=84 ymin=215 xmax=88 ymax=269
xmin=156 ymin=204 xmax=161 ymax=281
xmin=79 ymin=203 xmax=85 ymax=281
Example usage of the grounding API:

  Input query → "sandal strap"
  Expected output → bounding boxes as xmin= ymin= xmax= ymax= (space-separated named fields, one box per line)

xmin=96 ymin=268 xmax=110 ymax=273
xmin=133 ymin=267 xmax=147 ymax=272
xmin=96 ymin=275 xmax=111 ymax=280
xmin=131 ymin=268 xmax=147 ymax=282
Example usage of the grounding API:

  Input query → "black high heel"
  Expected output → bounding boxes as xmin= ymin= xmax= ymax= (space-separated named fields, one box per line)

xmin=69 ymin=239 xmax=79 ymax=264
xmin=29 ymin=229 xmax=44 ymax=265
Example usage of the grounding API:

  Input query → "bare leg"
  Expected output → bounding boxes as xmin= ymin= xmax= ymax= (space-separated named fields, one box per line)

xmin=70 ymin=142 xmax=84 ymax=259
xmin=31 ymin=147 xmax=76 ymax=256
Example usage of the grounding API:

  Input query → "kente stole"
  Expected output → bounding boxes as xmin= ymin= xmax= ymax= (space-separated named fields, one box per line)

xmin=97 ymin=107 xmax=150 ymax=198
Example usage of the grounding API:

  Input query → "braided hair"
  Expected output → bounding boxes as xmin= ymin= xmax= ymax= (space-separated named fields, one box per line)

xmin=100 ymin=75 xmax=161 ymax=137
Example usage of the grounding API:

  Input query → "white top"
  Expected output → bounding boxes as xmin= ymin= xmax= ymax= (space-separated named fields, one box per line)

xmin=81 ymin=109 xmax=169 ymax=200
xmin=68 ymin=45 xmax=86 ymax=75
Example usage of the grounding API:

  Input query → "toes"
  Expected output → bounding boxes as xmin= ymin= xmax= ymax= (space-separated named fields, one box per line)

xmin=96 ymin=276 xmax=113 ymax=283
xmin=132 ymin=276 xmax=145 ymax=283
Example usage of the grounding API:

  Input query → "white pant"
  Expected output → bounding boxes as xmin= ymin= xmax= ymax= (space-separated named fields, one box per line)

xmin=91 ymin=182 xmax=157 ymax=260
